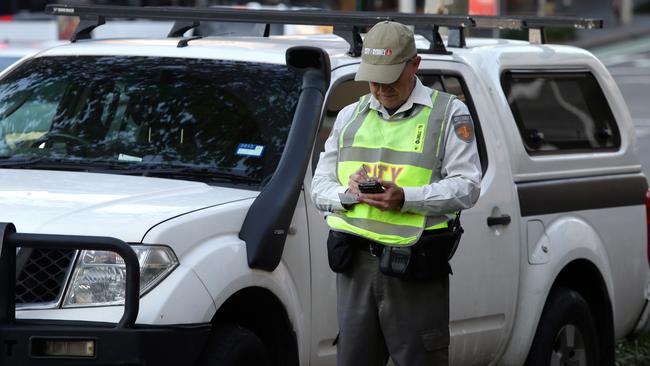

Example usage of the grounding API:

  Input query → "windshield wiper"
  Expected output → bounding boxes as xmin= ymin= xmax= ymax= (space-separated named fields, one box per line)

xmin=123 ymin=166 xmax=260 ymax=185
xmin=0 ymin=157 xmax=131 ymax=171
xmin=0 ymin=158 xmax=261 ymax=185
xmin=0 ymin=156 xmax=56 ymax=168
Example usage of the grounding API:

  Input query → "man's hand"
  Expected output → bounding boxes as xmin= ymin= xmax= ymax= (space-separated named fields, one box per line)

xmin=358 ymin=180 xmax=404 ymax=211
xmin=347 ymin=166 xmax=370 ymax=195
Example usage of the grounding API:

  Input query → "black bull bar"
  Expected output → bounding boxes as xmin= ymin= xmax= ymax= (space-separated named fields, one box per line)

xmin=0 ymin=222 xmax=141 ymax=328
xmin=0 ymin=223 xmax=210 ymax=365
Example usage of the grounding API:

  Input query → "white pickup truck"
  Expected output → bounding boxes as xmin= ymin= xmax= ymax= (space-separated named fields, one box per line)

xmin=0 ymin=4 xmax=648 ymax=366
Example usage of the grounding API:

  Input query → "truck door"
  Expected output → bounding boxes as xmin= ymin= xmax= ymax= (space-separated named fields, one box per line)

xmin=304 ymin=65 xmax=366 ymax=366
xmin=423 ymin=61 xmax=521 ymax=365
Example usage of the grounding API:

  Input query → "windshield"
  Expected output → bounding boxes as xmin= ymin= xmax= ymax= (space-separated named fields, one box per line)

xmin=0 ymin=56 xmax=302 ymax=189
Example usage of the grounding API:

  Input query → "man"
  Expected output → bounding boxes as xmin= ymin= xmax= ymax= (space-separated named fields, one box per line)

xmin=310 ymin=20 xmax=481 ymax=366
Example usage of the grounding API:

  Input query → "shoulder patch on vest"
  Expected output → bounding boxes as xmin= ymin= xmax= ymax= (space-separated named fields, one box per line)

xmin=451 ymin=114 xmax=474 ymax=143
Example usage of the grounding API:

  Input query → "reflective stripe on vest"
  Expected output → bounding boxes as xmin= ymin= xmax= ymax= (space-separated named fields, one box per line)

xmin=327 ymin=90 xmax=456 ymax=246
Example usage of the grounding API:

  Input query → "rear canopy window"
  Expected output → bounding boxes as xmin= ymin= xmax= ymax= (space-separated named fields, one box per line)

xmin=0 ymin=56 xmax=301 ymax=189
xmin=502 ymin=71 xmax=620 ymax=154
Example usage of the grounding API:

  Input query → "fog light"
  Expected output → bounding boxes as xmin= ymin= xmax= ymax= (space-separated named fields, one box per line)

xmin=32 ymin=338 xmax=95 ymax=358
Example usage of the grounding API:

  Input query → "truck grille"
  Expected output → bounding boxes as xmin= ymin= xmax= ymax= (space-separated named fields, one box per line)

xmin=15 ymin=248 xmax=76 ymax=305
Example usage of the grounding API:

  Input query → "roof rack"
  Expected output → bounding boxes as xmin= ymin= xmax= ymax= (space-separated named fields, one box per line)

xmin=45 ymin=4 xmax=602 ymax=54
xmin=473 ymin=15 xmax=603 ymax=44
xmin=46 ymin=4 xmax=474 ymax=54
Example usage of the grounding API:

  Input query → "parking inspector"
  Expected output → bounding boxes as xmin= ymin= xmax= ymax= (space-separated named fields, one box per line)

xmin=311 ymin=20 xmax=482 ymax=366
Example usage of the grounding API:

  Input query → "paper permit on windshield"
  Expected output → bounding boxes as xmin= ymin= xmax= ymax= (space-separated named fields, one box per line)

xmin=118 ymin=153 xmax=143 ymax=162
xmin=236 ymin=143 xmax=264 ymax=157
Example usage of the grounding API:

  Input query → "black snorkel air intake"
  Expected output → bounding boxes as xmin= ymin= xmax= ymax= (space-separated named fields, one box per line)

xmin=240 ymin=47 xmax=331 ymax=271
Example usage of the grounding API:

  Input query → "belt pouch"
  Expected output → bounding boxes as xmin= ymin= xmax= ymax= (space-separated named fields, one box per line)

xmin=379 ymin=246 xmax=412 ymax=278
xmin=379 ymin=223 xmax=464 ymax=281
xmin=410 ymin=225 xmax=464 ymax=280
xmin=424 ymin=224 xmax=464 ymax=261
xmin=327 ymin=230 xmax=356 ymax=273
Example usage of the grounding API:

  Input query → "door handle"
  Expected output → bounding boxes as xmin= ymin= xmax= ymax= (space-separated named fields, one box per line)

xmin=487 ymin=214 xmax=511 ymax=227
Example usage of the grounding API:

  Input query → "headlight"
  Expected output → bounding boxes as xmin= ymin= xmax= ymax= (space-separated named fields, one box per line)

xmin=62 ymin=245 xmax=178 ymax=308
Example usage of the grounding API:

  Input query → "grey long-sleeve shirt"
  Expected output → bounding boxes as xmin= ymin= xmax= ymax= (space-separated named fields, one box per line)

xmin=310 ymin=78 xmax=482 ymax=224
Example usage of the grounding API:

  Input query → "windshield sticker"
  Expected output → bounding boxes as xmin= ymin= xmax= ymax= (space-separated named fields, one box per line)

xmin=118 ymin=153 xmax=143 ymax=162
xmin=236 ymin=143 xmax=265 ymax=157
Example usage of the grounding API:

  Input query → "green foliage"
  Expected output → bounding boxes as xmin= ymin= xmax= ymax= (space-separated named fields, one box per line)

xmin=616 ymin=334 xmax=650 ymax=365
xmin=545 ymin=27 xmax=577 ymax=43
xmin=500 ymin=29 xmax=528 ymax=41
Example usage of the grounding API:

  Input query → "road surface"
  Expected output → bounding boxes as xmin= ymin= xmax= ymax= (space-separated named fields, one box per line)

xmin=594 ymin=37 xmax=650 ymax=178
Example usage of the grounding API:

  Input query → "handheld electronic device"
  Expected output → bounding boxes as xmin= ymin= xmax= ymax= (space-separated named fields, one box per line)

xmin=358 ymin=180 xmax=385 ymax=194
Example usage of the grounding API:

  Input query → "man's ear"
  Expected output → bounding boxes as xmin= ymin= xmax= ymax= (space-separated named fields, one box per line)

xmin=411 ymin=56 xmax=422 ymax=72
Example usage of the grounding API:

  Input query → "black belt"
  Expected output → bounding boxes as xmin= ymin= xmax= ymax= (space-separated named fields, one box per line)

xmin=352 ymin=238 xmax=384 ymax=256
xmin=350 ymin=228 xmax=452 ymax=257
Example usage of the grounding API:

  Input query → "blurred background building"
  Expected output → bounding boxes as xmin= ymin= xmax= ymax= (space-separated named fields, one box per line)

xmin=0 ymin=0 xmax=649 ymax=44
xmin=0 ymin=0 xmax=648 ymax=18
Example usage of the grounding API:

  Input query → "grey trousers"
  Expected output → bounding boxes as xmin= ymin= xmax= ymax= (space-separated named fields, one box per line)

xmin=336 ymin=249 xmax=450 ymax=366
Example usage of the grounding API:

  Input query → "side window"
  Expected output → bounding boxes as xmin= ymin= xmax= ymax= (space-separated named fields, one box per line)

xmin=420 ymin=74 xmax=443 ymax=92
xmin=418 ymin=74 xmax=467 ymax=102
xmin=420 ymin=74 xmax=485 ymax=173
xmin=312 ymin=72 xmax=486 ymax=174
xmin=0 ymin=82 xmax=61 ymax=152
xmin=441 ymin=75 xmax=466 ymax=104
xmin=314 ymin=79 xmax=369 ymax=164
xmin=502 ymin=71 xmax=621 ymax=154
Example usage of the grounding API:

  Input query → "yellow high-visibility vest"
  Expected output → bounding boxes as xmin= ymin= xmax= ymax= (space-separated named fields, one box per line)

xmin=327 ymin=90 xmax=456 ymax=246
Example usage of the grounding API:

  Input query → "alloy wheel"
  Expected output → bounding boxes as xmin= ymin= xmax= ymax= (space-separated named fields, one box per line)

xmin=550 ymin=324 xmax=587 ymax=366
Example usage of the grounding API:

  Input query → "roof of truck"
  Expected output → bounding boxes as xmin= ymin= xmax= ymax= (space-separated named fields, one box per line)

xmin=32 ymin=33 xmax=596 ymax=71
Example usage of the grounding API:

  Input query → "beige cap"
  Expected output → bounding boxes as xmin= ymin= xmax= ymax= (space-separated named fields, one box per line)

xmin=355 ymin=21 xmax=417 ymax=84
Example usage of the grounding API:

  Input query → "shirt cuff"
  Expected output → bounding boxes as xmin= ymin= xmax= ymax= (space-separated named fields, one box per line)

xmin=400 ymin=186 xmax=424 ymax=213
xmin=332 ymin=186 xmax=352 ymax=211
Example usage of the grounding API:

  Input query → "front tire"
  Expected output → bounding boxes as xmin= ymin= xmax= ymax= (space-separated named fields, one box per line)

xmin=525 ymin=287 xmax=599 ymax=366
xmin=199 ymin=325 xmax=271 ymax=366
